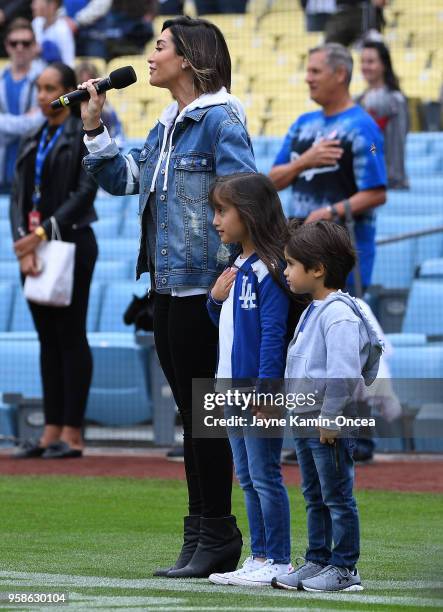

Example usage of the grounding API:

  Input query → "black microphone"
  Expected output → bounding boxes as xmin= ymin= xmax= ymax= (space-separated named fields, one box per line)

xmin=50 ymin=66 xmax=137 ymax=109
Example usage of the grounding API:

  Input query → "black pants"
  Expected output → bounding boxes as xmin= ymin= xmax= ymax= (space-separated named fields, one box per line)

xmin=26 ymin=227 xmax=98 ymax=428
xmin=153 ymin=292 xmax=233 ymax=518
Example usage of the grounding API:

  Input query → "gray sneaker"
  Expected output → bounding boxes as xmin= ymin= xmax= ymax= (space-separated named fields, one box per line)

xmin=271 ymin=559 xmax=324 ymax=591
xmin=301 ymin=565 xmax=363 ymax=592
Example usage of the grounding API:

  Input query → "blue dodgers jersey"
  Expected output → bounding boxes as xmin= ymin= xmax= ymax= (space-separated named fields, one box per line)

xmin=274 ymin=105 xmax=387 ymax=220
xmin=274 ymin=105 xmax=387 ymax=287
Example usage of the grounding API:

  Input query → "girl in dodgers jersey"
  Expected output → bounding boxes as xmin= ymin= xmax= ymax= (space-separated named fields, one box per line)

xmin=206 ymin=172 xmax=293 ymax=587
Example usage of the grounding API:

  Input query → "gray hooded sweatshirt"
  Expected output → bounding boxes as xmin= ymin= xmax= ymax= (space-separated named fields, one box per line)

xmin=285 ymin=290 xmax=383 ymax=423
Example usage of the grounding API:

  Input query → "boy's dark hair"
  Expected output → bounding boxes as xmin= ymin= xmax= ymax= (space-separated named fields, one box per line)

xmin=286 ymin=220 xmax=356 ymax=290
xmin=162 ymin=16 xmax=231 ymax=94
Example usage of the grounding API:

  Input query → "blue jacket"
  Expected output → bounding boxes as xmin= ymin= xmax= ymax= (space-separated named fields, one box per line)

xmin=83 ymin=88 xmax=256 ymax=287
xmin=207 ymin=254 xmax=290 ymax=384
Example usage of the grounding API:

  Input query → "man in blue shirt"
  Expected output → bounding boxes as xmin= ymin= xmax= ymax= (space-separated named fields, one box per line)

xmin=0 ymin=18 xmax=44 ymax=193
xmin=269 ymin=43 xmax=386 ymax=295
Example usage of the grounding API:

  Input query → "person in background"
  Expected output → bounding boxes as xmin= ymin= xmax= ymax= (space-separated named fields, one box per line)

xmin=0 ymin=17 xmax=44 ymax=194
xmin=10 ymin=62 xmax=98 ymax=459
xmin=32 ymin=0 xmax=75 ymax=65
xmin=76 ymin=61 xmax=125 ymax=148
xmin=158 ymin=0 xmax=183 ymax=15
xmin=300 ymin=0 xmax=336 ymax=33
xmin=64 ymin=0 xmax=112 ymax=58
xmin=357 ymin=40 xmax=409 ymax=190
xmin=269 ymin=43 xmax=387 ymax=297
xmin=195 ymin=0 xmax=247 ymax=14
xmin=325 ymin=0 xmax=387 ymax=47
xmin=105 ymin=0 xmax=155 ymax=60
xmin=0 ymin=0 xmax=33 ymax=57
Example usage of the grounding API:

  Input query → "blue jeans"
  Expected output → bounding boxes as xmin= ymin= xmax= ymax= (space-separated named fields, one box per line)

xmin=229 ymin=433 xmax=291 ymax=563
xmin=294 ymin=437 xmax=359 ymax=569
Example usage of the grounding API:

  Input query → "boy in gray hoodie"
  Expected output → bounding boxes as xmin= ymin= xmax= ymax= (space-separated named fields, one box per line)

xmin=272 ymin=220 xmax=383 ymax=593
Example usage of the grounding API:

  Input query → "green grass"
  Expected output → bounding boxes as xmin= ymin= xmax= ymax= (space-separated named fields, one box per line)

xmin=0 ymin=476 xmax=442 ymax=611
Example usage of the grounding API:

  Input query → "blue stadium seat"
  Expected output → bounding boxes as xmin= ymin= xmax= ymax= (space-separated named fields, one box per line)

xmin=266 ymin=137 xmax=284 ymax=159
xmin=0 ymin=340 xmax=41 ymax=396
xmin=0 ymin=218 xmax=10 ymax=237
xmin=86 ymin=282 xmax=104 ymax=332
xmin=93 ymin=260 xmax=131 ymax=282
xmin=0 ymin=260 xmax=21 ymax=283
xmin=371 ymin=239 xmax=415 ymax=288
xmin=376 ymin=214 xmax=443 ymax=266
xmin=0 ymin=284 xmax=14 ymax=331
xmin=0 ymin=240 xmax=15 ymax=259
xmin=9 ymin=289 xmax=34 ymax=332
xmin=279 ymin=188 xmax=292 ymax=217
xmin=98 ymin=281 xmax=148 ymax=332
xmin=86 ymin=342 xmax=151 ymax=425
xmin=389 ymin=344 xmax=443 ymax=409
xmin=431 ymin=140 xmax=443 ymax=156
xmin=402 ymin=280 xmax=443 ymax=335
xmin=382 ymin=193 xmax=442 ymax=215
xmin=418 ymin=258 xmax=443 ymax=279
xmin=94 ymin=197 xmax=124 ymax=218
xmin=97 ymin=238 xmax=137 ymax=261
xmin=409 ymin=176 xmax=443 ymax=195
xmin=385 ymin=333 xmax=427 ymax=347
xmin=92 ymin=217 xmax=122 ymax=239
xmin=406 ymin=155 xmax=442 ymax=176
xmin=405 ymin=140 xmax=430 ymax=157
xmin=255 ymin=156 xmax=275 ymax=175
xmin=0 ymin=195 xmax=9 ymax=219
xmin=120 ymin=217 xmax=141 ymax=240
xmin=124 ymin=195 xmax=140 ymax=217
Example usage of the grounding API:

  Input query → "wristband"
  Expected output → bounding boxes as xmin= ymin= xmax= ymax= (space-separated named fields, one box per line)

xmin=330 ymin=203 xmax=340 ymax=222
xmin=83 ymin=122 xmax=104 ymax=137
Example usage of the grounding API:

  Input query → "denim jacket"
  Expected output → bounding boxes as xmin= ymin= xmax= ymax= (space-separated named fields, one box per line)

xmin=83 ymin=88 xmax=256 ymax=288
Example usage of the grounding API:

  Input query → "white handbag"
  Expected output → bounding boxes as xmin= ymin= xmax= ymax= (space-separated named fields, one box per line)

xmin=24 ymin=217 xmax=76 ymax=307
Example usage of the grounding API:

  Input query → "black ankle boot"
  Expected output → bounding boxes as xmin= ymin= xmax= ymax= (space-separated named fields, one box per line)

xmin=154 ymin=515 xmax=200 ymax=577
xmin=167 ymin=515 xmax=242 ymax=578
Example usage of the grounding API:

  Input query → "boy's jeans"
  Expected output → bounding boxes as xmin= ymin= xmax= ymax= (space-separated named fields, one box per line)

xmin=294 ymin=437 xmax=360 ymax=570
xmin=229 ymin=433 xmax=291 ymax=564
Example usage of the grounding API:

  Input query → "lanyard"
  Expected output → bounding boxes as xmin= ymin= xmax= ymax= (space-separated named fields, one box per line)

xmin=32 ymin=125 xmax=64 ymax=208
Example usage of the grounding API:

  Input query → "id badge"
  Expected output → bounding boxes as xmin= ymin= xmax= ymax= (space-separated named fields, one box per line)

xmin=28 ymin=210 xmax=41 ymax=232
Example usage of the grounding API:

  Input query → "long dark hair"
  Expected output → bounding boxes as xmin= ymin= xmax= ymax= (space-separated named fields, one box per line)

xmin=162 ymin=16 xmax=231 ymax=94
xmin=362 ymin=41 xmax=401 ymax=91
xmin=209 ymin=173 xmax=289 ymax=287
xmin=47 ymin=62 xmax=80 ymax=117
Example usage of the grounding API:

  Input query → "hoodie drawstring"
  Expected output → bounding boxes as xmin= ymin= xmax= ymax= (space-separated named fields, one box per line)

xmin=150 ymin=124 xmax=169 ymax=193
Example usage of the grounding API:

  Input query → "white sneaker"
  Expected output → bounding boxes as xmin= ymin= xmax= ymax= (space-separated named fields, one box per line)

xmin=208 ymin=556 xmax=263 ymax=585
xmin=228 ymin=559 xmax=293 ymax=587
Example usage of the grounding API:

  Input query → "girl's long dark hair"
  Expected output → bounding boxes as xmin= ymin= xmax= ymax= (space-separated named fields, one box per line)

xmin=209 ymin=173 xmax=309 ymax=335
xmin=209 ymin=173 xmax=288 ymax=285
xmin=362 ymin=41 xmax=401 ymax=92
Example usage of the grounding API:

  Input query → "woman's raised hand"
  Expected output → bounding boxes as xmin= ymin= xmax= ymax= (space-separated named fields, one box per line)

xmin=211 ymin=268 xmax=237 ymax=303
xmin=78 ymin=78 xmax=106 ymax=131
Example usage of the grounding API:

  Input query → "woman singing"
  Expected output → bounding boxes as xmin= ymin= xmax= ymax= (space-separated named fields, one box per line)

xmin=80 ymin=16 xmax=256 ymax=578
